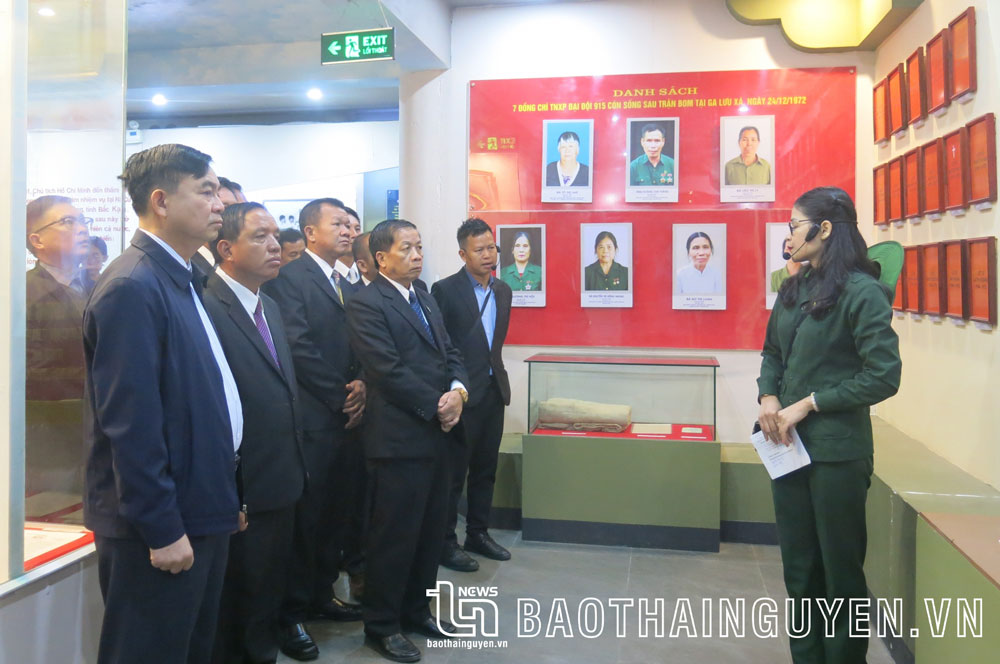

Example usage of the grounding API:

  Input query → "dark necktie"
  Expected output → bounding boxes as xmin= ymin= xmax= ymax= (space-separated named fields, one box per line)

xmin=253 ymin=299 xmax=281 ymax=367
xmin=409 ymin=291 xmax=433 ymax=340
xmin=331 ymin=271 xmax=344 ymax=304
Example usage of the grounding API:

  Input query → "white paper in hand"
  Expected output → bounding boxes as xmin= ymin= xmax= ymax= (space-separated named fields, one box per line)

xmin=750 ymin=427 xmax=811 ymax=479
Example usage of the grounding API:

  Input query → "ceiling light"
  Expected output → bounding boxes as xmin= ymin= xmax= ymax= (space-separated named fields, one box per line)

xmin=37 ymin=7 xmax=55 ymax=17
xmin=307 ymin=88 xmax=323 ymax=101
xmin=151 ymin=94 xmax=168 ymax=106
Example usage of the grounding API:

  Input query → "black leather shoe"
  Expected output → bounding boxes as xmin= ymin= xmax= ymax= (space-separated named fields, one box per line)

xmin=279 ymin=623 xmax=319 ymax=661
xmin=349 ymin=571 xmax=366 ymax=602
xmin=440 ymin=543 xmax=479 ymax=572
xmin=364 ymin=632 xmax=421 ymax=662
xmin=464 ymin=532 xmax=511 ymax=561
xmin=403 ymin=616 xmax=458 ymax=639
xmin=311 ymin=594 xmax=363 ymax=621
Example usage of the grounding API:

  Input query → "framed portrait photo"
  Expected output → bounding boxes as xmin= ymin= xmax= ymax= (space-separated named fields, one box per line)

xmin=625 ymin=117 xmax=679 ymax=203
xmin=904 ymin=148 xmax=923 ymax=220
xmin=262 ymin=199 xmax=313 ymax=230
xmin=887 ymin=64 xmax=908 ymax=136
xmin=765 ymin=223 xmax=795 ymax=310
xmin=873 ymin=78 xmax=889 ymax=145
xmin=906 ymin=47 xmax=927 ymax=128
xmin=719 ymin=115 xmax=775 ymax=203
xmin=580 ymin=222 xmax=633 ymax=308
xmin=949 ymin=7 xmax=977 ymax=103
xmin=496 ymin=224 xmax=546 ymax=307
xmin=967 ymin=236 xmax=996 ymax=326
xmin=943 ymin=127 xmax=970 ymax=213
xmin=672 ymin=223 xmax=727 ymax=311
xmin=921 ymin=138 xmax=945 ymax=218
xmin=541 ymin=119 xmax=594 ymax=204
xmin=926 ymin=28 xmax=951 ymax=116
xmin=943 ymin=239 xmax=968 ymax=319
xmin=966 ymin=113 xmax=997 ymax=209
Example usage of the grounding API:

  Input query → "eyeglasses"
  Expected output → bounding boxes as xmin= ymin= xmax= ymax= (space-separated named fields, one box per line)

xmin=788 ymin=218 xmax=814 ymax=235
xmin=33 ymin=215 xmax=93 ymax=233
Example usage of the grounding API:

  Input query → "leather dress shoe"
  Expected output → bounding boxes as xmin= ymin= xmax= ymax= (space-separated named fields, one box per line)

xmin=464 ymin=532 xmax=511 ymax=561
xmin=403 ymin=615 xmax=458 ymax=639
xmin=279 ymin=623 xmax=319 ymax=661
xmin=364 ymin=632 xmax=421 ymax=663
xmin=440 ymin=543 xmax=479 ymax=572
xmin=311 ymin=595 xmax=363 ymax=621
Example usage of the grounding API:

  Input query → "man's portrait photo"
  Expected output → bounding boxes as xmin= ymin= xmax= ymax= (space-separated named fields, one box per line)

xmin=625 ymin=118 xmax=679 ymax=202
xmin=720 ymin=115 xmax=776 ymax=203
xmin=541 ymin=119 xmax=594 ymax=203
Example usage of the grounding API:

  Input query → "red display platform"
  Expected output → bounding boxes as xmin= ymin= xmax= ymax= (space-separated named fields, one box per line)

xmin=526 ymin=354 xmax=718 ymax=367
xmin=24 ymin=527 xmax=94 ymax=571
xmin=532 ymin=423 xmax=715 ymax=442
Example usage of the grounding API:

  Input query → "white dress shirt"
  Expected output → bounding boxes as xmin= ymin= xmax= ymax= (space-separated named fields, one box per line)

xmin=139 ymin=229 xmax=243 ymax=451
xmin=335 ymin=258 xmax=361 ymax=284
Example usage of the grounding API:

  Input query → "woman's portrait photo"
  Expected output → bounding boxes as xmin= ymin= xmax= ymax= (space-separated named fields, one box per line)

xmin=541 ymin=119 xmax=594 ymax=203
xmin=581 ymin=223 xmax=633 ymax=308
xmin=719 ymin=115 xmax=776 ymax=203
xmin=672 ymin=223 xmax=726 ymax=310
xmin=497 ymin=224 xmax=546 ymax=307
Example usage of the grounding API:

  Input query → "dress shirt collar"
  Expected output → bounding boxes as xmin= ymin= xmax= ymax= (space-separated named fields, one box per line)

xmin=139 ymin=228 xmax=191 ymax=270
xmin=216 ymin=267 xmax=261 ymax=319
xmin=361 ymin=274 xmax=371 ymax=286
xmin=196 ymin=245 xmax=216 ymax=267
xmin=382 ymin=273 xmax=417 ymax=301
xmin=334 ymin=259 xmax=351 ymax=278
xmin=37 ymin=260 xmax=83 ymax=289
xmin=464 ymin=267 xmax=494 ymax=291
xmin=305 ymin=248 xmax=336 ymax=280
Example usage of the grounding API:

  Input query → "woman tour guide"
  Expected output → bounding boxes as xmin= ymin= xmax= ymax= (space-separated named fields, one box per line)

xmin=757 ymin=186 xmax=901 ymax=664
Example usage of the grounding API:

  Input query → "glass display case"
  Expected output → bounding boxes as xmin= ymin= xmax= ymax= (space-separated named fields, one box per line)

xmin=526 ymin=353 xmax=718 ymax=441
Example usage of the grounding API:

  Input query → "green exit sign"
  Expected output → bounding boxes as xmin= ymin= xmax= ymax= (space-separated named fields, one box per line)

xmin=321 ymin=28 xmax=394 ymax=65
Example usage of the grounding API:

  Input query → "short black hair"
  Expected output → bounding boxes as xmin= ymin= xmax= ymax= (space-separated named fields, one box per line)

xmin=278 ymin=228 xmax=303 ymax=247
xmin=89 ymin=236 xmax=108 ymax=257
xmin=218 ymin=177 xmax=243 ymax=192
xmin=556 ymin=131 xmax=580 ymax=145
xmin=369 ymin=219 xmax=417 ymax=258
xmin=640 ymin=123 xmax=665 ymax=139
xmin=26 ymin=195 xmax=73 ymax=233
xmin=211 ymin=202 xmax=267 ymax=263
xmin=456 ymin=217 xmax=493 ymax=249
xmin=120 ymin=143 xmax=213 ymax=216
xmin=353 ymin=232 xmax=373 ymax=264
xmin=738 ymin=126 xmax=760 ymax=142
xmin=344 ymin=206 xmax=360 ymax=221
xmin=686 ymin=231 xmax=713 ymax=252
xmin=298 ymin=197 xmax=345 ymax=235
xmin=594 ymin=231 xmax=618 ymax=252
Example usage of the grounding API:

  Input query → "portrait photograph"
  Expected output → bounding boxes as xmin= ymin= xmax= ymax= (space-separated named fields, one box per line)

xmin=765 ymin=222 xmax=800 ymax=309
xmin=672 ymin=223 xmax=727 ymax=310
xmin=541 ymin=119 xmax=594 ymax=204
xmin=719 ymin=115 xmax=776 ymax=203
xmin=497 ymin=224 xmax=546 ymax=307
xmin=580 ymin=222 xmax=633 ymax=308
xmin=625 ymin=117 xmax=679 ymax=203
xmin=262 ymin=199 xmax=312 ymax=229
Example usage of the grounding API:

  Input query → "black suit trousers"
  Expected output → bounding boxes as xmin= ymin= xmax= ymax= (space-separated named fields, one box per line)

xmin=362 ymin=444 xmax=451 ymax=636
xmin=212 ymin=504 xmax=296 ymax=664
xmin=95 ymin=533 xmax=229 ymax=664
xmin=324 ymin=426 xmax=367 ymax=577
xmin=445 ymin=382 xmax=505 ymax=543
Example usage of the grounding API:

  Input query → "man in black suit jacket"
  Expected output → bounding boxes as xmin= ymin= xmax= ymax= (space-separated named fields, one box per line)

xmin=203 ymin=203 xmax=307 ymax=664
xmin=431 ymin=219 xmax=513 ymax=572
xmin=84 ymin=144 xmax=243 ymax=664
xmin=347 ymin=220 xmax=470 ymax=663
xmin=262 ymin=197 xmax=365 ymax=660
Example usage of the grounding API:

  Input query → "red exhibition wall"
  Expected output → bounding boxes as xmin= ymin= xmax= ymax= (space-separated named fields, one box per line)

xmin=469 ymin=68 xmax=856 ymax=350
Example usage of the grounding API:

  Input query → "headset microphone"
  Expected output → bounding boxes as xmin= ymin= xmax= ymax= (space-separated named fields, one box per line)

xmin=782 ymin=223 xmax=821 ymax=260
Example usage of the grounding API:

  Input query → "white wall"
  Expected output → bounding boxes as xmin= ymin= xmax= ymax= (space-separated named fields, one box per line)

xmin=400 ymin=0 xmax=872 ymax=442
xmin=872 ymin=0 xmax=1000 ymax=490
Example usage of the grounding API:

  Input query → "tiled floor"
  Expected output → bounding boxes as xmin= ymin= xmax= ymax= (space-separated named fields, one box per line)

xmin=284 ymin=528 xmax=896 ymax=663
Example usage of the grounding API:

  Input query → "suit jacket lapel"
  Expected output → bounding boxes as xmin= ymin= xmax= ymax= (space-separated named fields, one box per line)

xmin=378 ymin=277 xmax=437 ymax=348
xmin=264 ymin=295 xmax=297 ymax=390
xmin=303 ymin=255 xmax=345 ymax=310
xmin=417 ymin=288 xmax=449 ymax=357
xmin=209 ymin=275 xmax=284 ymax=377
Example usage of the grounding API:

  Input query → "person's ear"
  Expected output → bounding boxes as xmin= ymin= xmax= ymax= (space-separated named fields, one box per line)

xmin=819 ymin=220 xmax=833 ymax=240
xmin=149 ymin=188 xmax=168 ymax=219
xmin=375 ymin=250 xmax=387 ymax=270
xmin=216 ymin=239 xmax=233 ymax=262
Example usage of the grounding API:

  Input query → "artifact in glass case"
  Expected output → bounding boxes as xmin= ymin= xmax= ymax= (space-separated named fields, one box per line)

xmin=536 ymin=398 xmax=631 ymax=433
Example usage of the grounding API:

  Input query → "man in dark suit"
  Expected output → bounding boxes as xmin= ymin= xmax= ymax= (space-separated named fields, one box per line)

xmin=262 ymin=197 xmax=365 ymax=660
xmin=431 ymin=218 xmax=513 ymax=572
xmin=347 ymin=219 xmax=469 ymax=663
xmin=203 ymin=202 xmax=307 ymax=664
xmin=83 ymin=144 xmax=243 ymax=664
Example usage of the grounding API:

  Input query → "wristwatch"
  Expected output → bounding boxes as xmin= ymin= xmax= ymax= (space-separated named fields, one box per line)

xmin=455 ymin=387 xmax=469 ymax=403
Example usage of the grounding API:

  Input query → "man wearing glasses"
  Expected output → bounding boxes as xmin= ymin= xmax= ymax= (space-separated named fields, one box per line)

xmin=24 ymin=196 xmax=92 ymax=499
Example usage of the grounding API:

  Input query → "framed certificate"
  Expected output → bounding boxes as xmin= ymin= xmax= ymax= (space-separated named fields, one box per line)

xmin=921 ymin=138 xmax=945 ymax=216
xmin=873 ymin=78 xmax=889 ymax=144
xmin=906 ymin=47 xmax=927 ymax=127
xmin=920 ymin=243 xmax=945 ymax=316
xmin=943 ymin=127 xmax=970 ymax=211
xmin=892 ymin=271 xmax=906 ymax=311
xmin=887 ymin=64 xmax=908 ymax=136
xmin=903 ymin=148 xmax=923 ymax=219
xmin=949 ymin=7 xmax=977 ymax=102
xmin=966 ymin=113 xmax=997 ymax=208
xmin=873 ymin=165 xmax=888 ymax=226
xmin=888 ymin=157 xmax=904 ymax=222
xmin=926 ymin=28 xmax=951 ymax=115
xmin=904 ymin=246 xmax=923 ymax=314
xmin=967 ymin=236 xmax=996 ymax=326
xmin=943 ymin=239 xmax=968 ymax=319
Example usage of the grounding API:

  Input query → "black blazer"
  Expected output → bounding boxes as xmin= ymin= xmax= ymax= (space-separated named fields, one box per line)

xmin=202 ymin=273 xmax=306 ymax=515
xmin=346 ymin=276 xmax=469 ymax=459
xmin=191 ymin=251 xmax=214 ymax=286
xmin=431 ymin=269 xmax=511 ymax=407
xmin=262 ymin=253 xmax=361 ymax=432
xmin=83 ymin=231 xmax=239 ymax=549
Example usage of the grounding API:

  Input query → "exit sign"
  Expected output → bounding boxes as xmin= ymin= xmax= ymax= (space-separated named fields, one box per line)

xmin=321 ymin=28 xmax=394 ymax=65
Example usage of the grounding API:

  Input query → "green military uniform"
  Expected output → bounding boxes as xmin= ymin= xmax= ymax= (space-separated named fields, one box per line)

xmin=725 ymin=155 xmax=771 ymax=185
xmin=499 ymin=262 xmax=542 ymax=291
xmin=629 ymin=154 xmax=675 ymax=186
xmin=584 ymin=261 xmax=628 ymax=291
xmin=757 ymin=269 xmax=901 ymax=664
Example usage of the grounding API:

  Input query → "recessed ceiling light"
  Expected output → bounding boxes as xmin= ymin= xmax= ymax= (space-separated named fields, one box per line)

xmin=37 ymin=7 xmax=55 ymax=17
xmin=151 ymin=94 xmax=168 ymax=106
xmin=307 ymin=88 xmax=323 ymax=101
